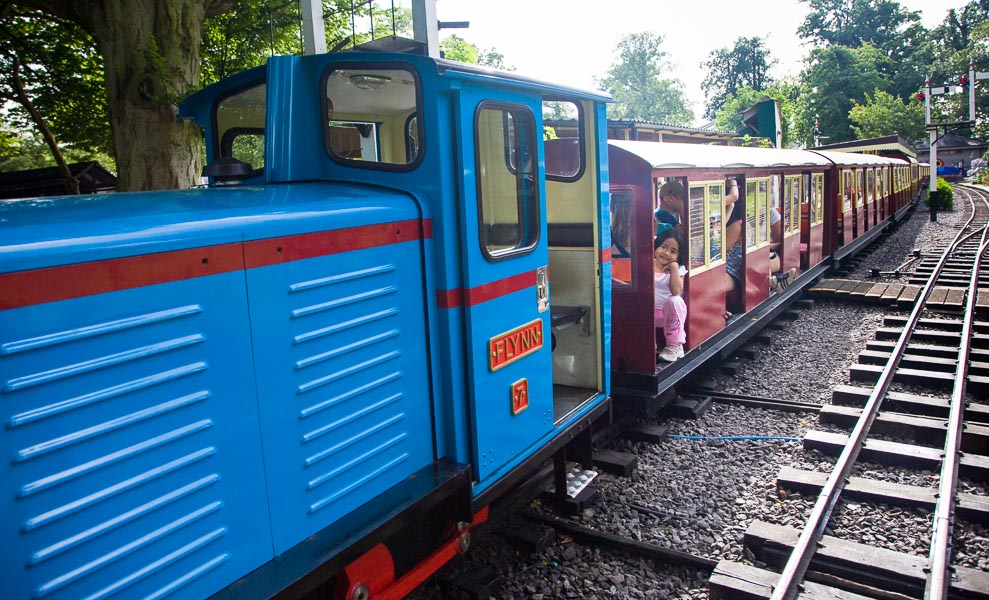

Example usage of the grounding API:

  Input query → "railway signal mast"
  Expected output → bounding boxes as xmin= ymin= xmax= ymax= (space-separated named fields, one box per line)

xmin=919 ymin=60 xmax=982 ymax=219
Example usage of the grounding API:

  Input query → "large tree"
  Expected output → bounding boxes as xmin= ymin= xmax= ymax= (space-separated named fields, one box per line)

xmin=848 ymin=89 xmax=925 ymax=140
xmin=796 ymin=44 xmax=884 ymax=144
xmin=701 ymin=37 xmax=777 ymax=120
xmin=797 ymin=0 xmax=928 ymax=103
xmin=597 ymin=32 xmax=693 ymax=125
xmin=10 ymin=0 xmax=235 ymax=191
xmin=797 ymin=0 xmax=921 ymax=49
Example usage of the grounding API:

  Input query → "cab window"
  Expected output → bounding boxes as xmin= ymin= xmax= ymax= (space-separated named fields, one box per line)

xmin=215 ymin=83 xmax=266 ymax=171
xmin=542 ymin=99 xmax=584 ymax=181
xmin=324 ymin=65 xmax=422 ymax=168
xmin=475 ymin=103 xmax=539 ymax=260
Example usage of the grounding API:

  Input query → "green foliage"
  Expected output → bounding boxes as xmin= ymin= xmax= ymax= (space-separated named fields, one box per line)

xmin=795 ymin=0 xmax=932 ymax=142
xmin=927 ymin=5 xmax=989 ymax=139
xmin=199 ymin=0 xmax=301 ymax=86
xmin=796 ymin=44 xmax=884 ymax=145
xmin=714 ymin=82 xmax=800 ymax=147
xmin=438 ymin=34 xmax=512 ymax=70
xmin=0 ymin=7 xmax=112 ymax=167
xmin=797 ymin=0 xmax=922 ymax=49
xmin=701 ymin=37 xmax=777 ymax=120
xmin=440 ymin=34 xmax=479 ymax=64
xmin=927 ymin=177 xmax=954 ymax=210
xmin=848 ymin=89 xmax=925 ymax=141
xmin=0 ymin=125 xmax=115 ymax=172
xmin=597 ymin=32 xmax=694 ymax=125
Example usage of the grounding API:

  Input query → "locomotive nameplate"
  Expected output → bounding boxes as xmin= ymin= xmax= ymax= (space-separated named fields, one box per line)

xmin=511 ymin=378 xmax=529 ymax=414
xmin=489 ymin=319 xmax=543 ymax=371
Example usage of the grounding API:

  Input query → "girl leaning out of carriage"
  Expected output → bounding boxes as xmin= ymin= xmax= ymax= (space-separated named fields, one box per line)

xmin=654 ymin=229 xmax=688 ymax=362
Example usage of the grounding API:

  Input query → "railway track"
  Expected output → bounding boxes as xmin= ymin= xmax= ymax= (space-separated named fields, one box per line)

xmin=711 ymin=187 xmax=989 ymax=599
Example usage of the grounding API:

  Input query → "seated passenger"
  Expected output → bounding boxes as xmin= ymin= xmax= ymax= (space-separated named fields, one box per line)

xmin=768 ymin=207 xmax=796 ymax=291
xmin=654 ymin=230 xmax=688 ymax=362
xmin=655 ymin=181 xmax=684 ymax=236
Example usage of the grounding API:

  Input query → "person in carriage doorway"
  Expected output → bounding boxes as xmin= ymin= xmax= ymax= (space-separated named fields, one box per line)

xmin=723 ymin=177 xmax=743 ymax=316
xmin=654 ymin=229 xmax=688 ymax=362
xmin=769 ymin=206 xmax=796 ymax=292
xmin=655 ymin=180 xmax=684 ymax=236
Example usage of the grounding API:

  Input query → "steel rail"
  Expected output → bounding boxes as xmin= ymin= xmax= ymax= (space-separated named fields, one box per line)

xmin=769 ymin=194 xmax=976 ymax=600
xmin=925 ymin=192 xmax=989 ymax=599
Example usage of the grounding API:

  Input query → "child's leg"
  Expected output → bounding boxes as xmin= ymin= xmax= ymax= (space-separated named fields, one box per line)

xmin=663 ymin=296 xmax=687 ymax=345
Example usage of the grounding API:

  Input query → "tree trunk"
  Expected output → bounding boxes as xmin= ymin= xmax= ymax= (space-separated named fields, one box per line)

xmin=15 ymin=0 xmax=234 ymax=191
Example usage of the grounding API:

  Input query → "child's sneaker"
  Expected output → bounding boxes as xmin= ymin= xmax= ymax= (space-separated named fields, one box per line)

xmin=659 ymin=344 xmax=683 ymax=362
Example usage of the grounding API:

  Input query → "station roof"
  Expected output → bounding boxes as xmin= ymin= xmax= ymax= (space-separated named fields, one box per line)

xmin=812 ymin=135 xmax=917 ymax=158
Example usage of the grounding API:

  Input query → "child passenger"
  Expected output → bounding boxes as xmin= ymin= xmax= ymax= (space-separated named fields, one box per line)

xmin=654 ymin=229 xmax=688 ymax=362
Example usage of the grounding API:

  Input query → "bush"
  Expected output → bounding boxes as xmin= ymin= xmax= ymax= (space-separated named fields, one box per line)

xmin=927 ymin=177 xmax=954 ymax=211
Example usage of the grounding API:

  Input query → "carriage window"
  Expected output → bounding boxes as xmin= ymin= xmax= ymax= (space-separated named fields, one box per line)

xmin=610 ymin=189 xmax=633 ymax=286
xmin=759 ymin=178 xmax=772 ymax=245
xmin=745 ymin=178 xmax=770 ymax=247
xmin=215 ymin=83 xmax=266 ymax=170
xmin=816 ymin=174 xmax=825 ymax=224
xmin=746 ymin=181 xmax=757 ymax=249
xmin=867 ymin=169 xmax=875 ymax=202
xmin=857 ymin=171 xmax=865 ymax=207
xmin=707 ymin=184 xmax=724 ymax=264
xmin=476 ymin=103 xmax=539 ymax=260
xmin=785 ymin=175 xmax=800 ymax=233
xmin=688 ymin=185 xmax=706 ymax=270
xmin=324 ymin=66 xmax=421 ymax=168
xmin=542 ymin=99 xmax=584 ymax=181
xmin=842 ymin=170 xmax=853 ymax=212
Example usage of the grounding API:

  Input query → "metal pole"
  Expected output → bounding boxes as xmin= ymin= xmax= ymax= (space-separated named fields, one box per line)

xmin=412 ymin=0 xmax=440 ymax=58
xmin=927 ymin=76 xmax=938 ymax=221
xmin=970 ymin=58 xmax=977 ymax=125
xmin=300 ymin=0 xmax=327 ymax=55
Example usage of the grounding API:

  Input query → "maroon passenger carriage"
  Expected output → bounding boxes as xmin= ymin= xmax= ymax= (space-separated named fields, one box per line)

xmin=605 ymin=141 xmax=916 ymax=411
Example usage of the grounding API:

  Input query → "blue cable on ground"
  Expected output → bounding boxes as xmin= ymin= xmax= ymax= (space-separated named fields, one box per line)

xmin=668 ymin=434 xmax=801 ymax=442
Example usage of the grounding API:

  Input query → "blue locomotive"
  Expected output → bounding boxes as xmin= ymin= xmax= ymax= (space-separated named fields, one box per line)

xmin=1 ymin=51 xmax=612 ymax=599
xmin=0 ymin=45 xmax=928 ymax=600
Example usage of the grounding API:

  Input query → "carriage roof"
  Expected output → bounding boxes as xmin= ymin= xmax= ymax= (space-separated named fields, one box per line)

xmin=608 ymin=140 xmax=833 ymax=169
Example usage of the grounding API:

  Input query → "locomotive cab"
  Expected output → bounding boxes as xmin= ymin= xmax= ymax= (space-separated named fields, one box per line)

xmin=176 ymin=51 xmax=613 ymax=594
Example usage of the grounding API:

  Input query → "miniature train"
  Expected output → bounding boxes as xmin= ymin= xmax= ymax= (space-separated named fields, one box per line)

xmin=0 ymin=48 xmax=926 ymax=600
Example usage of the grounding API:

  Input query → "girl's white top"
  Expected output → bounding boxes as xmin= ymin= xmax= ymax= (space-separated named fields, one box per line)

xmin=655 ymin=265 xmax=688 ymax=307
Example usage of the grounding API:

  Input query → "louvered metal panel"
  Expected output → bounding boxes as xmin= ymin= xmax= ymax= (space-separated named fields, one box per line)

xmin=0 ymin=273 xmax=271 ymax=600
xmin=247 ymin=240 xmax=434 ymax=554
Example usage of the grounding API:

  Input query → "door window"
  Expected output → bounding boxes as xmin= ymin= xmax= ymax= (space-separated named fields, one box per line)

xmin=475 ymin=103 xmax=540 ymax=260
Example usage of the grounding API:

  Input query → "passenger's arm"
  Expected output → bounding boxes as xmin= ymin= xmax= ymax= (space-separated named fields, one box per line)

xmin=668 ymin=263 xmax=683 ymax=296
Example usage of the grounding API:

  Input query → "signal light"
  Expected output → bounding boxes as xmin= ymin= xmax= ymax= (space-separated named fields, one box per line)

xmin=917 ymin=91 xmax=925 ymax=101
xmin=960 ymin=75 xmax=970 ymax=90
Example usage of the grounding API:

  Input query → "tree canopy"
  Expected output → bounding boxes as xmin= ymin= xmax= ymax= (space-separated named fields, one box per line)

xmin=597 ymin=32 xmax=693 ymax=125
xmin=848 ymin=89 xmax=925 ymax=140
xmin=701 ymin=37 xmax=776 ymax=120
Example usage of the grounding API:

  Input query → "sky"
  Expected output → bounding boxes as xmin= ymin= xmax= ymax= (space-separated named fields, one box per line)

xmin=431 ymin=0 xmax=969 ymax=124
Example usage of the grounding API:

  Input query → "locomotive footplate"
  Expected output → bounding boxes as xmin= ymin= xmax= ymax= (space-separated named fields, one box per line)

xmin=211 ymin=459 xmax=471 ymax=600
